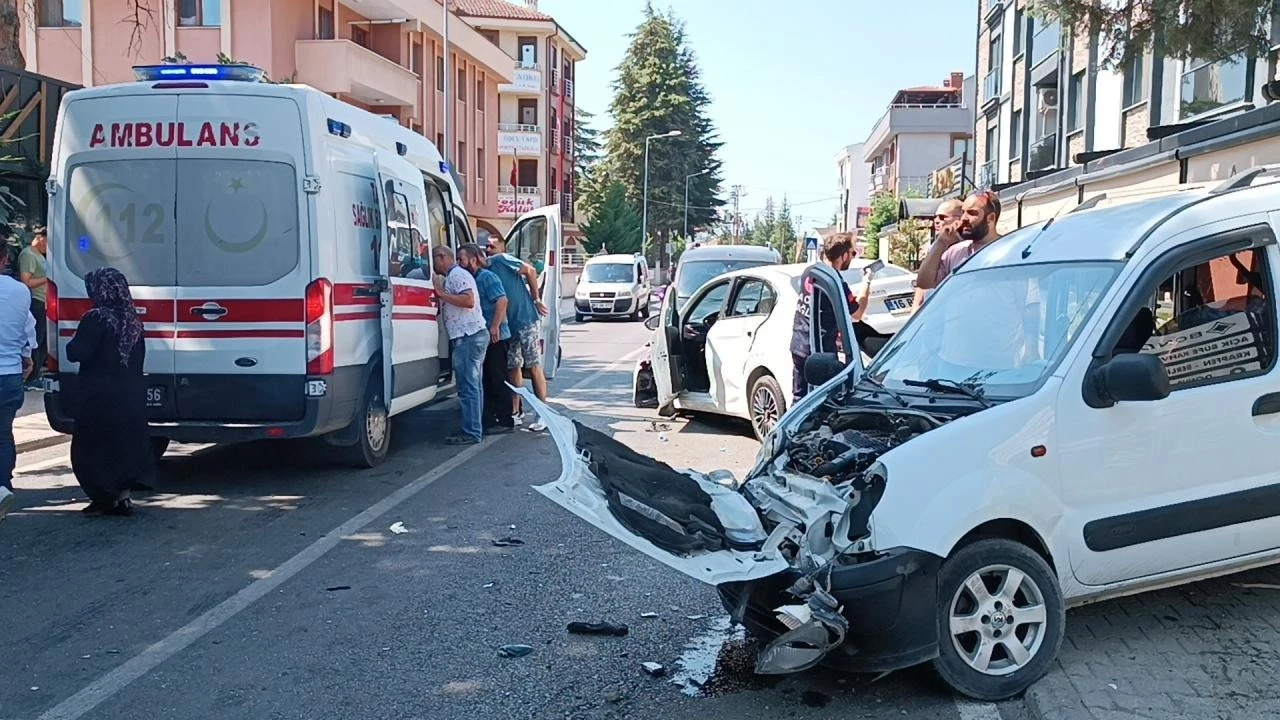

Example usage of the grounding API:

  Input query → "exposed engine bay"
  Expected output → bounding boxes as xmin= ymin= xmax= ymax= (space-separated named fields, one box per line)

xmin=785 ymin=406 xmax=944 ymax=481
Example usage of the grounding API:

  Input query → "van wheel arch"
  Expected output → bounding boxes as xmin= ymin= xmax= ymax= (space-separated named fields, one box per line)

xmin=952 ymin=519 xmax=1056 ymax=572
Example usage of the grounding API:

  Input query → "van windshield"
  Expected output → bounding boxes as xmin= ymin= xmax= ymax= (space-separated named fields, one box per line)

xmin=64 ymin=158 xmax=300 ymax=286
xmin=867 ymin=261 xmax=1121 ymax=399
xmin=584 ymin=263 xmax=635 ymax=284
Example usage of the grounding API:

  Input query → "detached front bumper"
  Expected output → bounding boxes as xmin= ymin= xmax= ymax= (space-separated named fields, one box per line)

xmin=717 ymin=546 xmax=942 ymax=673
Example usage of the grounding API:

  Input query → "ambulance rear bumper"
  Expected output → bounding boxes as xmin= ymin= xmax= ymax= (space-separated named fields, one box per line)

xmin=44 ymin=366 xmax=364 ymax=444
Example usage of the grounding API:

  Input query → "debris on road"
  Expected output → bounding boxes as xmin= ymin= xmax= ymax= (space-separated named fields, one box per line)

xmin=492 ymin=536 xmax=524 ymax=547
xmin=648 ymin=421 xmax=671 ymax=433
xmin=1234 ymin=582 xmax=1280 ymax=590
xmin=498 ymin=644 xmax=534 ymax=658
xmin=686 ymin=614 xmax=706 ymax=621
xmin=483 ymin=582 xmax=495 ymax=588
xmin=640 ymin=611 xmax=659 ymax=619
xmin=641 ymin=662 xmax=666 ymax=677
xmin=325 ymin=585 xmax=351 ymax=592
xmin=389 ymin=522 xmax=408 ymax=535
xmin=567 ymin=621 xmax=629 ymax=637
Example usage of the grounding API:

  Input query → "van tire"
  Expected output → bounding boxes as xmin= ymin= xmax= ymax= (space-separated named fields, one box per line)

xmin=575 ymin=312 xmax=585 ymax=323
xmin=344 ymin=377 xmax=391 ymax=469
xmin=931 ymin=539 xmax=1065 ymax=701
xmin=150 ymin=437 xmax=171 ymax=461
xmin=641 ymin=295 xmax=651 ymax=319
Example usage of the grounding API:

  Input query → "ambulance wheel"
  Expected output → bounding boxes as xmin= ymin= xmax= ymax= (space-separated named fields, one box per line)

xmin=346 ymin=377 xmax=390 ymax=468
xmin=150 ymin=437 xmax=171 ymax=461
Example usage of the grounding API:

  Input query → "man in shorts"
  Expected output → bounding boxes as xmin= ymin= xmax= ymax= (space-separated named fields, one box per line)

xmin=484 ymin=233 xmax=550 ymax=432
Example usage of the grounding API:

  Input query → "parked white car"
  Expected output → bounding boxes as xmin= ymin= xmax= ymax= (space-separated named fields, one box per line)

xmin=633 ymin=263 xmax=872 ymax=440
xmin=573 ymin=253 xmax=652 ymax=321
xmin=840 ymin=258 xmax=918 ymax=336
xmin=528 ymin=170 xmax=1280 ymax=701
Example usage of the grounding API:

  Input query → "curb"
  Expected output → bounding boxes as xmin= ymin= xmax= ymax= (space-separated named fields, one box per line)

xmin=1023 ymin=668 xmax=1094 ymax=720
xmin=17 ymin=432 xmax=68 ymax=455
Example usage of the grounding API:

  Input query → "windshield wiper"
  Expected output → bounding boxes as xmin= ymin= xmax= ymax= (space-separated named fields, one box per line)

xmin=902 ymin=378 xmax=992 ymax=408
xmin=856 ymin=375 xmax=910 ymax=407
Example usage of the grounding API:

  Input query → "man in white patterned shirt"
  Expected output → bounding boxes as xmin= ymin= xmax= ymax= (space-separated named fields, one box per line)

xmin=432 ymin=246 xmax=488 ymax=445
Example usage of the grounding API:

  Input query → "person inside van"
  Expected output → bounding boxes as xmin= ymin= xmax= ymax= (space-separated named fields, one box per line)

xmin=484 ymin=233 xmax=551 ymax=432
xmin=431 ymin=246 xmax=488 ymax=446
xmin=67 ymin=267 xmax=150 ymax=517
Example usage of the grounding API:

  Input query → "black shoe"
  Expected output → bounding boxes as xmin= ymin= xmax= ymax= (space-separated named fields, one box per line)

xmin=104 ymin=499 xmax=134 ymax=517
xmin=82 ymin=500 xmax=110 ymax=516
xmin=445 ymin=434 xmax=481 ymax=446
xmin=484 ymin=425 xmax=513 ymax=436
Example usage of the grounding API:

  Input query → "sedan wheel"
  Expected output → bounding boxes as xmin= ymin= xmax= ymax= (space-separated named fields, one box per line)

xmin=748 ymin=374 xmax=785 ymax=441
xmin=932 ymin=539 xmax=1064 ymax=701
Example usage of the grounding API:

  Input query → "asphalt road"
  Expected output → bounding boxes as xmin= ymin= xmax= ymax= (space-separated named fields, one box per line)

xmin=0 ymin=313 xmax=1028 ymax=720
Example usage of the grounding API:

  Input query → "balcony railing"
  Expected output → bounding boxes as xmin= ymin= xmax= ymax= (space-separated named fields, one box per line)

xmin=563 ymin=133 xmax=571 ymax=155
xmin=498 ymin=184 xmax=542 ymax=195
xmin=897 ymin=175 xmax=932 ymax=196
xmin=978 ymin=159 xmax=998 ymax=188
xmin=1027 ymin=133 xmax=1058 ymax=173
xmin=1030 ymin=22 xmax=1060 ymax=68
xmin=983 ymin=67 xmax=1002 ymax=103
xmin=551 ymin=67 xmax=561 ymax=95
xmin=514 ymin=61 xmax=541 ymax=70
xmin=565 ymin=78 xmax=574 ymax=99
xmin=550 ymin=127 xmax=559 ymax=153
xmin=498 ymin=123 xmax=540 ymax=133
xmin=560 ymin=191 xmax=574 ymax=222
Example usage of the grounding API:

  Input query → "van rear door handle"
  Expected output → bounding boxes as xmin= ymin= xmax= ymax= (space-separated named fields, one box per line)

xmin=1253 ymin=392 xmax=1280 ymax=416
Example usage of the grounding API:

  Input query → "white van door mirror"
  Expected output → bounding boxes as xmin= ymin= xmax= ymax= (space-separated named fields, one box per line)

xmin=1087 ymin=353 xmax=1171 ymax=406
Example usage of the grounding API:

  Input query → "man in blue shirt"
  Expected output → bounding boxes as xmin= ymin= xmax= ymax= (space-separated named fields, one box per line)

xmin=485 ymin=233 xmax=550 ymax=432
xmin=458 ymin=243 xmax=514 ymax=434
xmin=0 ymin=248 xmax=36 ymax=521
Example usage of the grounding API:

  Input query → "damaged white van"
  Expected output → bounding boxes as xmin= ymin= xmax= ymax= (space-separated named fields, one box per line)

xmin=524 ymin=168 xmax=1280 ymax=700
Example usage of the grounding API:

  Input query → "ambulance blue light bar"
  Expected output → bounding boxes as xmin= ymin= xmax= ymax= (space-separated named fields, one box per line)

xmin=132 ymin=64 xmax=266 ymax=83
xmin=327 ymin=119 xmax=352 ymax=138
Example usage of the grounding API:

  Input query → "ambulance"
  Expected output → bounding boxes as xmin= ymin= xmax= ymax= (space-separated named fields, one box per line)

xmin=42 ymin=64 xmax=563 ymax=467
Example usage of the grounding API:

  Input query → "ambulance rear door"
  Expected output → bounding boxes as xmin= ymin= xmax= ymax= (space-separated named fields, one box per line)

xmin=169 ymin=93 xmax=312 ymax=422
xmin=506 ymin=204 xmax=563 ymax=378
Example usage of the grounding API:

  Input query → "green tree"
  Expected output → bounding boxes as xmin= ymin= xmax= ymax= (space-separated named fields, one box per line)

xmin=580 ymin=181 xmax=642 ymax=256
xmin=599 ymin=4 xmax=724 ymax=266
xmin=861 ymin=192 xmax=900 ymax=261
xmin=1031 ymin=0 xmax=1275 ymax=69
xmin=573 ymin=106 xmax=603 ymax=201
xmin=746 ymin=197 xmax=777 ymax=247
xmin=770 ymin=197 xmax=798 ymax=256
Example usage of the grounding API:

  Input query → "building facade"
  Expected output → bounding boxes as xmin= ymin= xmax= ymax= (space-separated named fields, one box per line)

xmin=835 ymin=142 xmax=870 ymax=234
xmin=17 ymin=0 xmax=517 ymax=234
xmin=975 ymin=0 xmax=1280 ymax=193
xmin=861 ymin=72 xmax=975 ymax=200
xmin=454 ymin=0 xmax=585 ymax=245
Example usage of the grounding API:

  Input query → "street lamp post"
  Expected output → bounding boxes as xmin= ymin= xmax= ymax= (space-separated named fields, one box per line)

xmin=640 ymin=130 xmax=681 ymax=264
xmin=683 ymin=168 xmax=711 ymax=240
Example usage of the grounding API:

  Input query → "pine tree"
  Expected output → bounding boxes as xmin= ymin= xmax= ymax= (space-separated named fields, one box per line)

xmin=1033 ymin=0 xmax=1275 ymax=70
xmin=770 ymin=197 xmax=798 ymax=256
xmin=747 ymin=197 xmax=777 ymax=247
xmin=580 ymin=181 xmax=642 ymax=256
xmin=598 ymin=4 xmax=724 ymax=266
xmin=573 ymin=106 xmax=604 ymax=218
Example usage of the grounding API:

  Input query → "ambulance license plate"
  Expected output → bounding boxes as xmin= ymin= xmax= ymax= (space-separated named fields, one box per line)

xmin=146 ymin=385 xmax=166 ymax=408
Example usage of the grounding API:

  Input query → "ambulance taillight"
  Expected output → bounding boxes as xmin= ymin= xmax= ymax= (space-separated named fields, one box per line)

xmin=45 ymin=280 xmax=58 ymax=373
xmin=305 ymin=278 xmax=334 ymax=375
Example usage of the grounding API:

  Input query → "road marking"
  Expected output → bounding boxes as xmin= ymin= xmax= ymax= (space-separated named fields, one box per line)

xmin=954 ymin=699 xmax=1002 ymax=719
xmin=35 ymin=439 xmax=491 ymax=720
xmin=563 ymin=345 xmax=647 ymax=391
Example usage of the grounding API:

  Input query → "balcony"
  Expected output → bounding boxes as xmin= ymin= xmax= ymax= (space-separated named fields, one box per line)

xmin=551 ymin=67 xmax=561 ymax=95
xmin=1027 ymin=133 xmax=1058 ymax=173
xmin=565 ymin=78 xmax=574 ymax=99
xmin=562 ymin=132 xmax=571 ymax=156
xmin=560 ymin=191 xmax=574 ymax=222
xmin=896 ymin=175 xmax=932 ymax=196
xmin=870 ymin=167 xmax=888 ymax=193
xmin=982 ymin=67 xmax=1002 ymax=106
xmin=295 ymin=40 xmax=420 ymax=111
xmin=861 ymin=102 xmax=972 ymax=161
xmin=498 ymin=186 xmax=542 ymax=216
xmin=550 ymin=126 xmax=559 ymax=155
xmin=499 ymin=63 xmax=542 ymax=95
xmin=978 ymin=159 xmax=998 ymax=188
xmin=497 ymin=123 xmax=542 ymax=156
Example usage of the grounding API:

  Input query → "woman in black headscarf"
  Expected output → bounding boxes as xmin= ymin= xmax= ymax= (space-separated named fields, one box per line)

xmin=67 ymin=267 xmax=151 ymax=516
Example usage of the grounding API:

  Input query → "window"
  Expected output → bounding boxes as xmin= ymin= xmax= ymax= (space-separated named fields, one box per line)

xmin=1012 ymin=6 xmax=1024 ymax=57
xmin=424 ymin=184 xmax=450 ymax=250
xmin=476 ymin=147 xmax=485 ymax=181
xmin=517 ymin=159 xmax=538 ymax=187
xmin=1122 ymin=54 xmax=1146 ymax=107
xmin=38 ymin=0 xmax=83 ymax=27
xmin=506 ymin=216 xmax=547 ymax=270
xmin=457 ymin=68 xmax=466 ymax=101
xmin=453 ymin=215 xmax=474 ymax=247
xmin=387 ymin=187 xmax=423 ymax=278
xmin=1179 ymin=53 xmax=1250 ymax=119
xmin=175 ymin=160 xmax=300 ymax=286
xmin=518 ymin=98 xmax=538 ymax=126
xmin=457 ymin=142 xmax=466 ymax=175
xmin=436 ymin=57 xmax=445 ymax=92
xmin=1067 ymin=71 xmax=1084 ymax=132
xmin=1009 ymin=110 xmax=1023 ymax=159
xmin=411 ymin=42 xmax=423 ymax=75
xmin=352 ymin=26 xmax=369 ymax=48
xmin=178 ymin=0 xmax=219 ymax=26
xmin=475 ymin=79 xmax=485 ymax=111
xmin=729 ymin=279 xmax=777 ymax=317
xmin=685 ymin=282 xmax=731 ymax=326
xmin=65 ymin=160 xmax=177 ymax=285
xmin=1130 ymin=245 xmax=1275 ymax=390
xmin=517 ymin=37 xmax=538 ymax=66
xmin=317 ymin=3 xmax=335 ymax=40
xmin=984 ymin=32 xmax=1003 ymax=101
xmin=951 ymin=136 xmax=972 ymax=159
xmin=436 ymin=133 xmax=444 ymax=153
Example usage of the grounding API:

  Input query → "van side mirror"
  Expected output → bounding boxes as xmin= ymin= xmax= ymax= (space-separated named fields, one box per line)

xmin=805 ymin=353 xmax=845 ymax=388
xmin=644 ymin=316 xmax=661 ymax=331
xmin=1087 ymin=353 xmax=1171 ymax=407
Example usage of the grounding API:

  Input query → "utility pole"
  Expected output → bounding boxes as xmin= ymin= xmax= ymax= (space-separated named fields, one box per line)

xmin=729 ymin=185 xmax=744 ymax=244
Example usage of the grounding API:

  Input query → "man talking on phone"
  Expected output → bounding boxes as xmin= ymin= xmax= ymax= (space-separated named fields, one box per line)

xmin=916 ymin=190 xmax=1003 ymax=291
xmin=910 ymin=198 xmax=964 ymax=312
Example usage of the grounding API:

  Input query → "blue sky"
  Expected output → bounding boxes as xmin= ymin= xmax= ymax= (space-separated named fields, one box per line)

xmin=537 ymin=0 xmax=978 ymax=229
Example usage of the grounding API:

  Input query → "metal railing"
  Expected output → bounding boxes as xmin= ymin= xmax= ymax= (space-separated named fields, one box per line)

xmin=551 ymin=67 xmax=561 ymax=94
xmin=549 ymin=127 xmax=559 ymax=153
xmin=1027 ymin=133 xmax=1058 ymax=173
xmin=514 ymin=61 xmax=541 ymax=70
xmin=560 ymin=191 xmax=574 ymax=221
xmin=498 ymin=123 xmax=540 ymax=133
xmin=498 ymin=184 xmax=542 ymax=195
xmin=564 ymin=78 xmax=574 ymax=98
xmin=563 ymin=133 xmax=572 ymax=155
xmin=983 ymin=67 xmax=1002 ymax=103
xmin=897 ymin=175 xmax=932 ymax=196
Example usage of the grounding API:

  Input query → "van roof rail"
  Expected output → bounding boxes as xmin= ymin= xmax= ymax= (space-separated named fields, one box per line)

xmin=1210 ymin=164 xmax=1280 ymax=194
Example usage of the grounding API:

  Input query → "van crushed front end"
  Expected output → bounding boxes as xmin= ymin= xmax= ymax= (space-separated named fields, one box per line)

xmin=523 ymin=386 xmax=949 ymax=676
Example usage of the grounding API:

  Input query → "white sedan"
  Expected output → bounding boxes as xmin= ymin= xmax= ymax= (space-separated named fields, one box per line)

xmin=633 ymin=263 xmax=870 ymax=441
xmin=840 ymin=258 xmax=919 ymax=336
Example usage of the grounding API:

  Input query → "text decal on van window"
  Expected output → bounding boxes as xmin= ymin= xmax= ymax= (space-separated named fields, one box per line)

xmin=89 ymin=121 xmax=261 ymax=149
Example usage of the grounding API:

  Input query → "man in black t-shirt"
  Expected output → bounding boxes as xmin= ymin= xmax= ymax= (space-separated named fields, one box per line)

xmin=790 ymin=233 xmax=869 ymax=403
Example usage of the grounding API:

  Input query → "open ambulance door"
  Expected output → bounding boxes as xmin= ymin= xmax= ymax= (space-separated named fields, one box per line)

xmin=372 ymin=155 xmax=394 ymax=404
xmin=507 ymin=204 xmax=563 ymax=379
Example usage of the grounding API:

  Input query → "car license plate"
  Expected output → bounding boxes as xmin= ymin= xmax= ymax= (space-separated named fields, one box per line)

xmin=885 ymin=295 xmax=914 ymax=314
xmin=146 ymin=385 xmax=166 ymax=408
xmin=592 ymin=302 xmax=611 ymax=310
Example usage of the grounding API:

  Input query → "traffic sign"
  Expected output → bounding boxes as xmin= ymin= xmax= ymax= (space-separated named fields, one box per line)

xmin=805 ymin=236 xmax=818 ymax=251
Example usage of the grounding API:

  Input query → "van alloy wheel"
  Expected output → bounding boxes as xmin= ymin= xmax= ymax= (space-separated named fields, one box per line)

xmin=932 ymin=539 xmax=1064 ymax=701
xmin=366 ymin=397 xmax=388 ymax=453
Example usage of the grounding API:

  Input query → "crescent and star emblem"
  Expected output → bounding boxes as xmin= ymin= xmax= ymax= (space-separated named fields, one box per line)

xmin=204 ymin=177 xmax=270 ymax=254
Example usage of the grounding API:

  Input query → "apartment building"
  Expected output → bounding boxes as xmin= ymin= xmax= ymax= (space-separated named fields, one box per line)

xmin=454 ymin=0 xmax=585 ymax=244
xmin=862 ymin=73 xmax=975 ymax=200
xmin=17 ymin=0 xmax=515 ymax=234
xmin=835 ymin=142 xmax=870 ymax=234
xmin=975 ymin=0 xmax=1279 ymax=192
